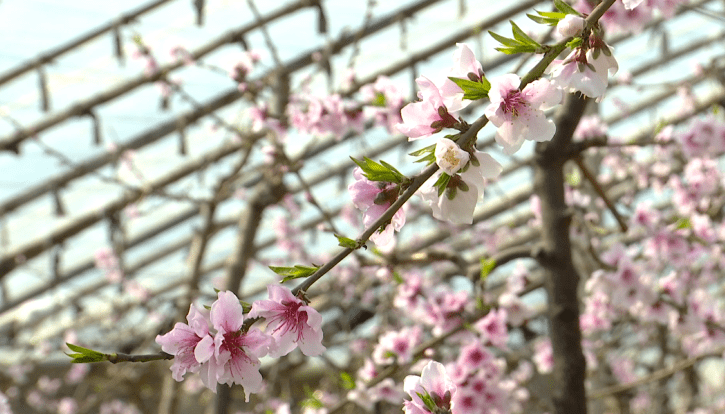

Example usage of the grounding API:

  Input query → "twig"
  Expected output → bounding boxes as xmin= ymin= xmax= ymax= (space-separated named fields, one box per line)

xmin=573 ymin=156 xmax=628 ymax=233
xmin=107 ymin=351 xmax=173 ymax=363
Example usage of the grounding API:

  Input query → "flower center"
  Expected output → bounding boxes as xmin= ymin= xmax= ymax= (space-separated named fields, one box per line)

xmin=501 ymin=90 xmax=527 ymax=117
xmin=223 ymin=331 xmax=252 ymax=364
xmin=271 ymin=301 xmax=307 ymax=341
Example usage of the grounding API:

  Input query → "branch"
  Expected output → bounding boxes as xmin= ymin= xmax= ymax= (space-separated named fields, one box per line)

xmin=588 ymin=353 xmax=718 ymax=400
xmin=573 ymin=156 xmax=628 ymax=233
xmin=107 ymin=351 xmax=174 ymax=364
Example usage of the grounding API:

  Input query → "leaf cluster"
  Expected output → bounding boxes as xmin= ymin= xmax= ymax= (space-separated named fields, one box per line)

xmin=269 ymin=264 xmax=320 ymax=282
xmin=66 ymin=343 xmax=108 ymax=363
xmin=527 ymin=0 xmax=582 ymax=26
xmin=446 ymin=76 xmax=491 ymax=100
xmin=489 ymin=21 xmax=542 ymax=55
xmin=351 ymin=156 xmax=408 ymax=184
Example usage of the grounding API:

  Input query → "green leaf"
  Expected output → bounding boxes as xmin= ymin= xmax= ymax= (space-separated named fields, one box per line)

xmin=269 ymin=264 xmax=320 ymax=282
xmin=340 ymin=372 xmax=356 ymax=390
xmin=418 ymin=391 xmax=438 ymax=413
xmin=434 ymin=172 xmax=451 ymax=197
xmin=369 ymin=91 xmax=386 ymax=107
xmin=379 ymin=160 xmax=408 ymax=184
xmin=392 ymin=271 xmax=404 ymax=284
xmin=65 ymin=343 xmax=107 ymax=363
xmin=527 ymin=13 xmax=559 ymax=26
xmin=447 ymin=76 xmax=490 ymax=100
xmin=554 ymin=0 xmax=581 ymax=16
xmin=488 ymin=30 xmax=520 ymax=47
xmin=566 ymin=37 xmax=583 ymax=49
xmin=495 ymin=45 xmax=538 ymax=55
xmin=335 ymin=234 xmax=358 ymax=249
xmin=408 ymin=144 xmax=436 ymax=157
xmin=536 ymin=10 xmax=567 ymax=19
xmin=413 ymin=153 xmax=436 ymax=165
xmin=674 ymin=217 xmax=691 ymax=229
xmin=510 ymin=21 xmax=540 ymax=47
xmin=480 ymin=257 xmax=497 ymax=282
xmin=566 ymin=169 xmax=581 ymax=186
xmin=350 ymin=156 xmax=403 ymax=183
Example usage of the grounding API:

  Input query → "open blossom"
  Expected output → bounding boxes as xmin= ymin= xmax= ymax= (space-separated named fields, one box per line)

xmin=361 ymin=76 xmax=405 ymax=133
xmin=403 ymin=361 xmax=457 ymax=414
xmin=248 ymin=284 xmax=326 ymax=357
xmin=195 ymin=291 xmax=271 ymax=400
xmin=485 ymin=74 xmax=561 ymax=155
xmin=348 ymin=167 xmax=405 ymax=247
xmin=372 ymin=326 xmax=422 ymax=365
xmin=434 ymin=137 xmax=469 ymax=175
xmin=155 ymin=304 xmax=211 ymax=382
xmin=396 ymin=76 xmax=458 ymax=140
xmin=548 ymin=39 xmax=618 ymax=99
xmin=419 ymin=150 xmax=502 ymax=224
xmin=439 ymin=43 xmax=485 ymax=112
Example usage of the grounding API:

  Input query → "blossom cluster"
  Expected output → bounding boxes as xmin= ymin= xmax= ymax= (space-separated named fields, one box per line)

xmin=155 ymin=286 xmax=324 ymax=400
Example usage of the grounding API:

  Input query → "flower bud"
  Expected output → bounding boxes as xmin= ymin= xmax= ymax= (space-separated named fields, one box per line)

xmin=557 ymin=14 xmax=585 ymax=38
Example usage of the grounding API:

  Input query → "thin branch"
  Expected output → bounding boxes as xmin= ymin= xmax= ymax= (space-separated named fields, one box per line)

xmin=574 ymin=156 xmax=628 ymax=233
xmin=106 ymin=351 xmax=173 ymax=363
xmin=588 ymin=354 xmax=718 ymax=399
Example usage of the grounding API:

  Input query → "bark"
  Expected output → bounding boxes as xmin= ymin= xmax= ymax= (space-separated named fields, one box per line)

xmin=533 ymin=92 xmax=589 ymax=414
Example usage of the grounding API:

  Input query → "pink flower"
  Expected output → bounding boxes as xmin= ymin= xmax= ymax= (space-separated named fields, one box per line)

xmin=533 ymin=338 xmax=553 ymax=374
xmin=361 ymin=76 xmax=405 ymax=133
xmin=248 ymin=285 xmax=326 ymax=357
xmin=475 ymin=308 xmax=509 ymax=349
xmin=403 ymin=361 xmax=457 ymax=414
xmin=439 ymin=43 xmax=485 ymax=112
xmin=396 ymin=76 xmax=458 ymax=140
xmin=155 ymin=304 xmax=211 ymax=382
xmin=348 ymin=168 xmax=406 ymax=248
xmin=196 ymin=291 xmax=271 ymax=400
xmin=372 ymin=326 xmax=422 ymax=365
xmin=548 ymin=39 xmax=618 ymax=100
xmin=485 ymin=74 xmax=561 ymax=155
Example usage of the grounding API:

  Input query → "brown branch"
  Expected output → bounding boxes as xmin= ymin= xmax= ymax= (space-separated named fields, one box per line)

xmin=588 ymin=354 xmax=717 ymax=400
xmin=574 ymin=156 xmax=628 ymax=233
xmin=106 ymin=351 xmax=173 ymax=363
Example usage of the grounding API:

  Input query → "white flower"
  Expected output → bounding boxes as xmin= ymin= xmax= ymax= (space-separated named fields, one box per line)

xmin=622 ymin=0 xmax=645 ymax=10
xmin=549 ymin=42 xmax=618 ymax=100
xmin=557 ymin=14 xmax=585 ymax=38
xmin=434 ymin=137 xmax=470 ymax=175
xmin=419 ymin=151 xmax=502 ymax=224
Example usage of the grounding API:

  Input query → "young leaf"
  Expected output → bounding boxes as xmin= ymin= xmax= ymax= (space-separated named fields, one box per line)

xmin=554 ymin=0 xmax=581 ymax=16
xmin=510 ymin=21 xmax=541 ymax=47
xmin=350 ymin=156 xmax=402 ymax=183
xmin=480 ymin=257 xmax=497 ymax=282
xmin=434 ymin=172 xmax=451 ymax=197
xmin=409 ymin=144 xmax=436 ymax=157
xmin=340 ymin=372 xmax=356 ymax=390
xmin=495 ymin=45 xmax=538 ymax=55
xmin=379 ymin=160 xmax=408 ymax=183
xmin=335 ymin=234 xmax=359 ymax=249
xmin=269 ymin=264 xmax=320 ymax=282
xmin=488 ymin=30 xmax=520 ymax=48
xmin=447 ymin=76 xmax=489 ymax=100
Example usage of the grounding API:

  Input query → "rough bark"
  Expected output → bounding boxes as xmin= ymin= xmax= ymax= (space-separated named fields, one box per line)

xmin=533 ymin=92 xmax=589 ymax=414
